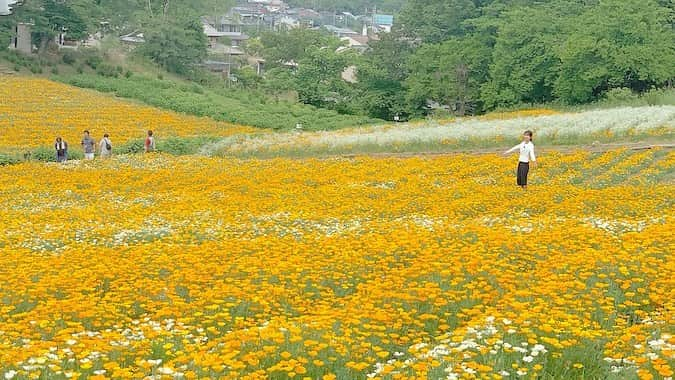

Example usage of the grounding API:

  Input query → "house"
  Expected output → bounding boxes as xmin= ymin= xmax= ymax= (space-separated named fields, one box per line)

xmin=340 ymin=35 xmax=371 ymax=52
xmin=0 ymin=0 xmax=20 ymax=16
xmin=323 ymin=25 xmax=358 ymax=38
xmin=120 ymin=31 xmax=145 ymax=45
xmin=276 ymin=15 xmax=300 ymax=30
xmin=373 ymin=14 xmax=394 ymax=33
xmin=201 ymin=16 xmax=249 ymax=48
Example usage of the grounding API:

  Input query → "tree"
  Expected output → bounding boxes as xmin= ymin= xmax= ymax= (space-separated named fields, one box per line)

xmin=295 ymin=47 xmax=355 ymax=111
xmin=555 ymin=0 xmax=675 ymax=103
xmin=354 ymin=32 xmax=416 ymax=119
xmin=260 ymin=28 xmax=340 ymax=68
xmin=397 ymin=0 xmax=478 ymax=43
xmin=3 ymin=0 xmax=88 ymax=53
xmin=479 ymin=3 xmax=579 ymax=109
xmin=406 ymin=35 xmax=492 ymax=116
xmin=139 ymin=16 xmax=207 ymax=74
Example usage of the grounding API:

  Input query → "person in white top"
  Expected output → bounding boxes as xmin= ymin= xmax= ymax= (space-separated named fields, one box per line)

xmin=99 ymin=133 xmax=112 ymax=159
xmin=503 ymin=130 xmax=537 ymax=189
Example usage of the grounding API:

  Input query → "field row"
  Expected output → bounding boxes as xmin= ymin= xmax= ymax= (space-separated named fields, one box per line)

xmin=0 ymin=150 xmax=672 ymax=379
xmin=0 ymin=77 xmax=257 ymax=152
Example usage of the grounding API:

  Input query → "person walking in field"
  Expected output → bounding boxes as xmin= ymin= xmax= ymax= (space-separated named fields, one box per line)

xmin=144 ymin=130 xmax=155 ymax=153
xmin=81 ymin=130 xmax=96 ymax=160
xmin=55 ymin=137 xmax=68 ymax=163
xmin=503 ymin=130 xmax=537 ymax=190
xmin=99 ymin=133 xmax=112 ymax=159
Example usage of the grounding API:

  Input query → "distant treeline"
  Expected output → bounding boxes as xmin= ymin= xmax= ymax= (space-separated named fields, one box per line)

xmin=256 ymin=0 xmax=675 ymax=120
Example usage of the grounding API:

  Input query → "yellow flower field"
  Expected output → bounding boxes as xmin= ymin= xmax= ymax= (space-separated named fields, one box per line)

xmin=0 ymin=77 xmax=257 ymax=151
xmin=0 ymin=149 xmax=673 ymax=379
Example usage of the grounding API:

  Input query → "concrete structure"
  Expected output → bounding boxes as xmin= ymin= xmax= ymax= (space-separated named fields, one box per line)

xmin=12 ymin=23 xmax=33 ymax=55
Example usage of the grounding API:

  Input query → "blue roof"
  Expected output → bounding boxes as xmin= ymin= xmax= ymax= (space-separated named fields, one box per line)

xmin=374 ymin=14 xmax=394 ymax=26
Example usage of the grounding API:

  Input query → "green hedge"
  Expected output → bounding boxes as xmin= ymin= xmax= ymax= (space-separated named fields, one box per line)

xmin=55 ymin=74 xmax=379 ymax=131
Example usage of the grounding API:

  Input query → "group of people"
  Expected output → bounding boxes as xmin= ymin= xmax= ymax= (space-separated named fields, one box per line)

xmin=53 ymin=128 xmax=536 ymax=189
xmin=54 ymin=130 xmax=156 ymax=163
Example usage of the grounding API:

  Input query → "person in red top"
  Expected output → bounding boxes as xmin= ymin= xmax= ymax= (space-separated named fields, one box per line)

xmin=144 ymin=130 xmax=155 ymax=153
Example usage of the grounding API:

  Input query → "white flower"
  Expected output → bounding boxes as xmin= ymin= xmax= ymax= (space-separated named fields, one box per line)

xmin=517 ymin=370 xmax=527 ymax=376
xmin=502 ymin=319 xmax=512 ymax=325
xmin=4 ymin=371 xmax=17 ymax=380
xmin=532 ymin=344 xmax=547 ymax=353
xmin=147 ymin=359 xmax=162 ymax=366
xmin=158 ymin=367 xmax=174 ymax=375
xmin=499 ymin=370 xmax=510 ymax=377
xmin=523 ymin=356 xmax=534 ymax=363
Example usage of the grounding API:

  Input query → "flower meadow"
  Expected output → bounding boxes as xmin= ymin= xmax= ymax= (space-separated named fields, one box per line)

xmin=0 ymin=77 xmax=257 ymax=151
xmin=0 ymin=148 xmax=673 ymax=380
xmin=212 ymin=106 xmax=675 ymax=157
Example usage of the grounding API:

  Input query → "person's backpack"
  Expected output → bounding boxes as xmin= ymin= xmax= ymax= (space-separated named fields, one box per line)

xmin=105 ymin=140 xmax=112 ymax=151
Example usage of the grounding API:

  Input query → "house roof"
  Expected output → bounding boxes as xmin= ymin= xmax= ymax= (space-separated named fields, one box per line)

xmin=120 ymin=31 xmax=145 ymax=44
xmin=203 ymin=22 xmax=228 ymax=37
xmin=374 ymin=14 xmax=394 ymax=26
xmin=350 ymin=35 xmax=370 ymax=45
xmin=324 ymin=25 xmax=358 ymax=35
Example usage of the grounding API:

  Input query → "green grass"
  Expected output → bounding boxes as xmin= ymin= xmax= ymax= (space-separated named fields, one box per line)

xmin=52 ymin=73 xmax=379 ymax=131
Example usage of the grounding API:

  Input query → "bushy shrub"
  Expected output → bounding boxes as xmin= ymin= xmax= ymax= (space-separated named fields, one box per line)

xmin=62 ymin=52 xmax=77 ymax=65
xmin=85 ymin=55 xmax=102 ymax=69
xmin=96 ymin=64 xmax=119 ymax=78
xmin=604 ymin=88 xmax=638 ymax=103
xmin=0 ymin=154 xmax=20 ymax=166
xmin=31 ymin=146 xmax=84 ymax=162
xmin=31 ymin=146 xmax=57 ymax=162
xmin=117 ymin=140 xmax=145 ymax=154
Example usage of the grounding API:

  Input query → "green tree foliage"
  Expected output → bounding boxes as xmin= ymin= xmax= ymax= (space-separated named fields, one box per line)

xmin=353 ymin=32 xmax=414 ymax=119
xmin=406 ymin=35 xmax=491 ymax=115
xmin=295 ymin=47 xmax=355 ymax=111
xmin=397 ymin=0 xmax=478 ymax=43
xmin=555 ymin=0 xmax=675 ymax=103
xmin=1 ymin=0 xmax=87 ymax=52
xmin=479 ymin=4 xmax=574 ymax=108
xmin=138 ymin=17 xmax=207 ymax=75
xmin=260 ymin=28 xmax=340 ymax=67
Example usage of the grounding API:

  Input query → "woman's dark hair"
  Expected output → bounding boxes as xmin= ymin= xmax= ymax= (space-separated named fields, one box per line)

xmin=148 ymin=130 xmax=153 ymax=136
xmin=524 ymin=130 xmax=533 ymax=142
xmin=56 ymin=137 xmax=62 ymax=142
xmin=104 ymin=133 xmax=109 ymax=138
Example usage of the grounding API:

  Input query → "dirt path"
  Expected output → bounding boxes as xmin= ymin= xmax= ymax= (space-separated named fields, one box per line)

xmin=339 ymin=141 xmax=675 ymax=159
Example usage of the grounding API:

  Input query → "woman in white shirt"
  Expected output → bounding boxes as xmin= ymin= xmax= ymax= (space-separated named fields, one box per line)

xmin=503 ymin=130 xmax=537 ymax=189
xmin=99 ymin=133 xmax=112 ymax=159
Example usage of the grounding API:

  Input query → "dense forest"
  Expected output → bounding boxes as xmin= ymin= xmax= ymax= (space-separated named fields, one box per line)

xmin=2 ymin=0 xmax=674 ymax=121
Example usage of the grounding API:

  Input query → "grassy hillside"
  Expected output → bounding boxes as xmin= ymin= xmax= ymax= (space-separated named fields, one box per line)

xmin=57 ymin=74 xmax=378 ymax=131
xmin=0 ymin=48 xmax=379 ymax=132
